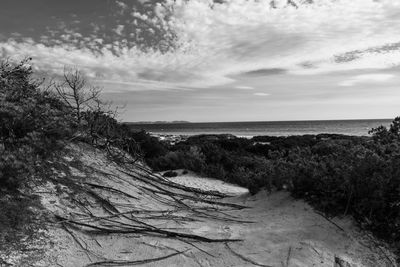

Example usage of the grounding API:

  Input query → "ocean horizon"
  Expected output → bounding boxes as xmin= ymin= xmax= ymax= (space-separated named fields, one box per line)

xmin=127 ymin=118 xmax=393 ymax=137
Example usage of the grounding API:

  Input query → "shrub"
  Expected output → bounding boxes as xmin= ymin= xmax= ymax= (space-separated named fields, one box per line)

xmin=0 ymin=195 xmax=42 ymax=251
xmin=163 ymin=170 xmax=178 ymax=178
xmin=142 ymin=119 xmax=400 ymax=254
xmin=0 ymin=59 xmax=74 ymax=249
xmin=0 ymin=59 xmax=74 ymax=191
xmin=129 ymin=130 xmax=168 ymax=159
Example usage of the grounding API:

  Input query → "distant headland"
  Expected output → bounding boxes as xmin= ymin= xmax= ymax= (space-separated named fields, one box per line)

xmin=128 ymin=121 xmax=191 ymax=125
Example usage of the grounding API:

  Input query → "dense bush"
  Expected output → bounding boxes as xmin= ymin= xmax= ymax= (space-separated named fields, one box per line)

xmin=162 ymin=170 xmax=178 ymax=177
xmin=0 ymin=59 xmax=77 ymax=249
xmin=0 ymin=59 xmax=74 ymax=192
xmin=143 ymin=121 xmax=400 ymax=253
xmin=129 ymin=130 xmax=168 ymax=159
xmin=0 ymin=59 xmax=142 ymax=249
xmin=0 ymin=195 xmax=42 ymax=251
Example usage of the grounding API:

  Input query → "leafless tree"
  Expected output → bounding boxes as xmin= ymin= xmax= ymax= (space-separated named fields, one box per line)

xmin=55 ymin=67 xmax=101 ymax=124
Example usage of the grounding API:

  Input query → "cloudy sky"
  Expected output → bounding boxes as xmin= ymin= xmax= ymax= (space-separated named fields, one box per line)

xmin=1 ymin=0 xmax=400 ymax=122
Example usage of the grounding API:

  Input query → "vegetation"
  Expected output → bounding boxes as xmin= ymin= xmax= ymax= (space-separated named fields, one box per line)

xmin=162 ymin=170 xmax=178 ymax=177
xmin=138 ymin=123 xmax=400 ymax=254
xmin=0 ymin=59 xmax=140 ymax=249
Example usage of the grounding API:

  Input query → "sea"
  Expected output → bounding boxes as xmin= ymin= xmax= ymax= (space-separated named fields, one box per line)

xmin=127 ymin=119 xmax=393 ymax=137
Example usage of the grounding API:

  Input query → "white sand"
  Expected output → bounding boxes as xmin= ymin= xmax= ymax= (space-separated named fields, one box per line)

xmin=163 ymin=170 xmax=249 ymax=196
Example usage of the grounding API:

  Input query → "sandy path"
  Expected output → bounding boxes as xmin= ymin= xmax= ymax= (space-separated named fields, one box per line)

xmin=126 ymin=171 xmax=393 ymax=267
xmin=102 ymin=189 xmax=394 ymax=267
xmin=162 ymin=173 xmax=396 ymax=267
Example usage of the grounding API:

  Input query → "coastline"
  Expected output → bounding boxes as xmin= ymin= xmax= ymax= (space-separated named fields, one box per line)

xmin=149 ymin=132 xmax=370 ymax=146
xmin=127 ymin=118 xmax=391 ymax=138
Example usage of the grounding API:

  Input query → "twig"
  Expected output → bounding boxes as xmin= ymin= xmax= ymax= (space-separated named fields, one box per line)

xmin=85 ymin=249 xmax=189 ymax=266
xmin=315 ymin=211 xmax=346 ymax=232
xmin=132 ymin=165 xmax=229 ymax=198
xmin=285 ymin=246 xmax=292 ymax=267
xmin=334 ymin=255 xmax=351 ymax=267
xmin=178 ymin=238 xmax=216 ymax=258
xmin=225 ymin=243 xmax=272 ymax=267
xmin=362 ymin=232 xmax=397 ymax=267
xmin=316 ymin=211 xmax=396 ymax=267
xmin=84 ymin=182 xmax=139 ymax=200
xmin=61 ymin=223 xmax=92 ymax=261
xmin=56 ymin=215 xmax=242 ymax=243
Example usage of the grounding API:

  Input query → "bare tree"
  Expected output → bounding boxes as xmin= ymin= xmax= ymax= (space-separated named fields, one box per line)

xmin=55 ymin=67 xmax=101 ymax=124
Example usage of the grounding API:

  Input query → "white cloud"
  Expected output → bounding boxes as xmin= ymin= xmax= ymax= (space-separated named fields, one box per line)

xmin=116 ymin=1 xmax=128 ymax=11
xmin=114 ymin=25 xmax=125 ymax=36
xmin=339 ymin=74 xmax=395 ymax=87
xmin=254 ymin=93 xmax=270 ymax=96
xmin=1 ymin=0 xmax=400 ymax=91
xmin=235 ymin=85 xmax=254 ymax=90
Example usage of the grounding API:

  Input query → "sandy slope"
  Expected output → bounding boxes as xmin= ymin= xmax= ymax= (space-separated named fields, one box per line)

xmin=1 ymin=143 xmax=396 ymax=267
xmin=163 ymin=170 xmax=249 ymax=196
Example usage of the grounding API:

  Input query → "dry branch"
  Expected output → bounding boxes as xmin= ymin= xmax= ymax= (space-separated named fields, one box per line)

xmin=56 ymin=215 xmax=242 ymax=243
xmin=133 ymin=164 xmax=229 ymax=198
xmin=84 ymin=182 xmax=139 ymax=200
xmin=225 ymin=243 xmax=272 ymax=267
xmin=85 ymin=250 xmax=189 ymax=267
xmin=117 ymin=169 xmax=249 ymax=209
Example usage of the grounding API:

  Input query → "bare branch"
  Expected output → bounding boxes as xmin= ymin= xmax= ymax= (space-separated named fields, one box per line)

xmin=54 ymin=67 xmax=103 ymax=124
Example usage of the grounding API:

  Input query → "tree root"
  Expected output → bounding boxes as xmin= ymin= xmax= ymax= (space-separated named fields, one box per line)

xmin=56 ymin=214 xmax=242 ymax=243
xmin=85 ymin=249 xmax=189 ymax=266
xmin=225 ymin=243 xmax=272 ymax=267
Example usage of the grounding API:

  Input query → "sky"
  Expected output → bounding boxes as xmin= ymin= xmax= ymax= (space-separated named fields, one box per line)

xmin=1 ymin=0 xmax=400 ymax=122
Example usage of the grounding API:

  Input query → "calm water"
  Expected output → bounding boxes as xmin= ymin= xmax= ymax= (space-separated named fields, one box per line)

xmin=127 ymin=119 xmax=392 ymax=137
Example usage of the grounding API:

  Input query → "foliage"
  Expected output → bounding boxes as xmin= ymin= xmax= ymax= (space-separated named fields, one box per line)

xmin=0 ymin=59 xmax=74 ymax=191
xmin=83 ymin=110 xmax=141 ymax=161
xmin=129 ymin=130 xmax=168 ymax=159
xmin=0 ymin=59 xmax=140 ymax=249
xmin=0 ymin=195 xmax=42 ymax=251
xmin=0 ymin=59 xmax=76 ymax=247
xmin=163 ymin=170 xmax=178 ymax=177
xmin=369 ymin=116 xmax=400 ymax=144
xmin=143 ymin=122 xmax=400 ymax=253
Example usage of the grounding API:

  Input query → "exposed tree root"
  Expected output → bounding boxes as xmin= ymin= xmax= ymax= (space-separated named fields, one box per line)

xmin=85 ymin=249 xmax=189 ymax=267
xmin=225 ymin=243 xmax=272 ymax=267
xmin=84 ymin=182 xmax=139 ymax=200
xmin=133 ymin=164 xmax=230 ymax=198
xmin=50 ymin=153 xmax=252 ymax=266
xmin=56 ymin=214 xmax=242 ymax=243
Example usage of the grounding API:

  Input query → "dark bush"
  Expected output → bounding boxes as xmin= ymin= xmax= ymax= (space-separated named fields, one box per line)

xmin=0 ymin=195 xmax=42 ymax=251
xmin=141 ymin=118 xmax=400 ymax=254
xmin=0 ymin=59 xmax=74 ymax=192
xmin=162 ymin=170 xmax=178 ymax=177
xmin=129 ymin=130 xmax=168 ymax=159
xmin=0 ymin=59 xmax=76 ymax=248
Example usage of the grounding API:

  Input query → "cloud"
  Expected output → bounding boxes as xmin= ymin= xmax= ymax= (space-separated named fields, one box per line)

xmin=254 ymin=93 xmax=270 ymax=96
xmin=115 ymin=1 xmax=128 ymax=11
xmin=241 ymin=68 xmax=287 ymax=77
xmin=235 ymin=85 xmax=254 ymax=90
xmin=339 ymin=74 xmax=395 ymax=87
xmin=1 ymin=0 xmax=400 ymax=92
xmin=114 ymin=25 xmax=125 ymax=36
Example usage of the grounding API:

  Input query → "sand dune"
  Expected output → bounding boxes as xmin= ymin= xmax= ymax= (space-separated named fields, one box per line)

xmin=2 ymin=143 xmax=395 ymax=267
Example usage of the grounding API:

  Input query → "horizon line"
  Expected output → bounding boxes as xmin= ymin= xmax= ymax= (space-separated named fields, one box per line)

xmin=125 ymin=117 xmax=394 ymax=125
